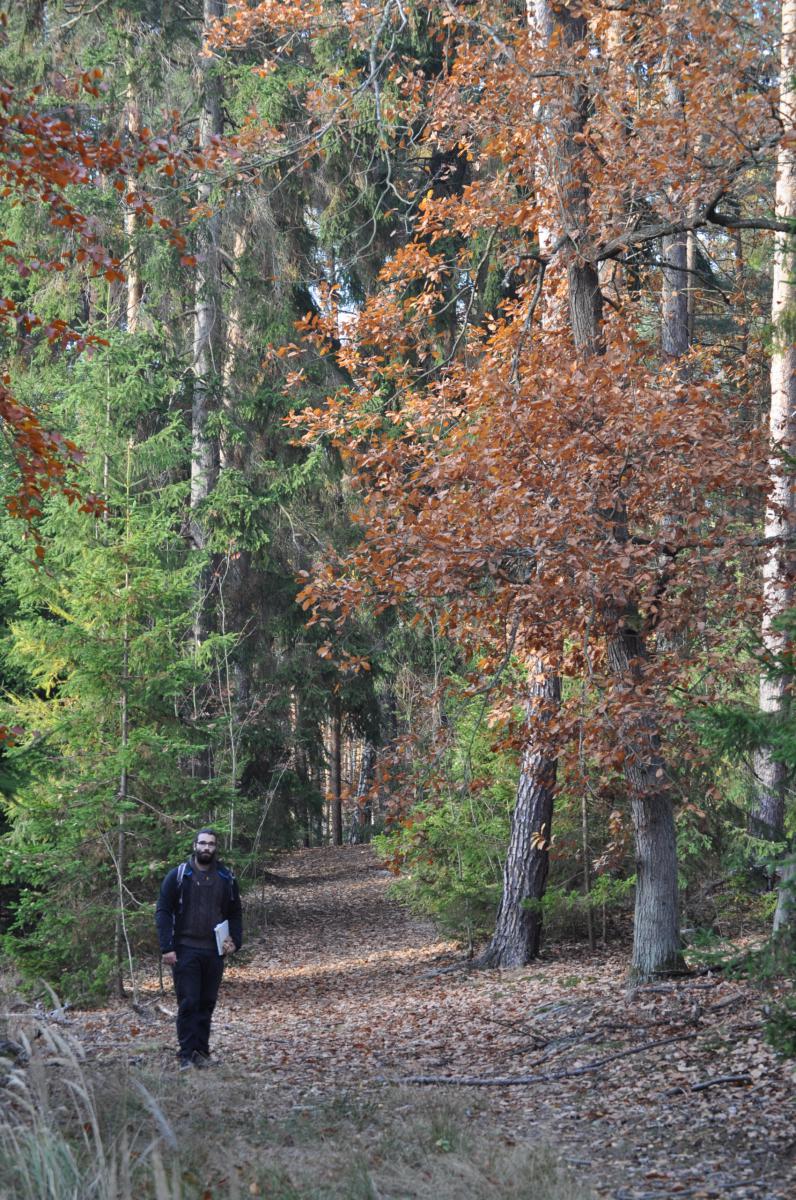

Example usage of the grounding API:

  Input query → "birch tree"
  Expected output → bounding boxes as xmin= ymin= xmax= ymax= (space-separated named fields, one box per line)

xmin=766 ymin=0 xmax=796 ymax=932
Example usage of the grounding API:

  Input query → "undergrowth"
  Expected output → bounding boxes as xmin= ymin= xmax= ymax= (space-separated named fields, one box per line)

xmin=0 ymin=1003 xmax=594 ymax=1200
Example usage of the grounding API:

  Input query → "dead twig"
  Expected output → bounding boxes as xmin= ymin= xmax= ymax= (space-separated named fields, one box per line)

xmin=396 ymin=1030 xmax=698 ymax=1086
xmin=708 ymin=994 xmax=745 ymax=1013
xmin=666 ymin=1072 xmax=753 ymax=1096
xmin=691 ymin=1073 xmax=753 ymax=1092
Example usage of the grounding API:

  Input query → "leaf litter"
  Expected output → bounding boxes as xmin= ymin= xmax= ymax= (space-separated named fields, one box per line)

xmin=63 ymin=845 xmax=795 ymax=1199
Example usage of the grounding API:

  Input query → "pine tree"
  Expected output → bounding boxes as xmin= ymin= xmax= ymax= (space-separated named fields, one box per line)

xmin=0 ymin=336 xmax=234 ymax=997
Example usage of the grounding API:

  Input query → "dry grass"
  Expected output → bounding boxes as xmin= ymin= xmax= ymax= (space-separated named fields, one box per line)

xmin=0 ymin=1010 xmax=593 ymax=1200
xmin=0 ymin=1021 xmax=181 ymax=1200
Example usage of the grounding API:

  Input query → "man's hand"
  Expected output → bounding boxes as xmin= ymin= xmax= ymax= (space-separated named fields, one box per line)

xmin=222 ymin=936 xmax=236 ymax=956
xmin=162 ymin=951 xmax=177 ymax=966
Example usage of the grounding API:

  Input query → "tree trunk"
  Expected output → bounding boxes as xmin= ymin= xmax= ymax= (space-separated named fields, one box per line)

xmin=114 ymin=734 xmax=128 ymax=998
xmin=123 ymin=73 xmax=142 ymax=334
xmin=481 ymin=1 xmax=599 ymax=969
xmin=661 ymin=70 xmax=689 ymax=363
xmin=610 ymin=50 xmax=691 ymax=980
xmin=774 ymin=853 xmax=796 ymax=934
xmin=606 ymin=617 xmax=684 ymax=978
xmin=331 ymin=700 xmax=343 ymax=846
xmin=476 ymin=0 xmax=567 ymax=972
xmin=220 ymin=220 xmax=246 ymax=473
xmin=480 ymin=661 xmax=560 ymax=966
xmin=581 ymin=785 xmax=595 ymax=952
xmin=687 ymin=217 xmax=699 ymax=347
xmin=751 ymin=0 xmax=796 ymax=853
xmin=661 ymin=229 xmax=688 ymax=361
xmin=185 ymin=0 xmax=224 ymax=784
xmin=115 ymin=447 xmax=134 ymax=1000
xmin=349 ymin=740 xmax=376 ymax=844
xmin=551 ymin=2 xmax=683 ymax=979
xmin=190 ymin=0 xmax=224 ymax=611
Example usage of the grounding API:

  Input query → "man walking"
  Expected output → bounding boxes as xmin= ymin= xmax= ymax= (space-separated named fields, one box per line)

xmin=156 ymin=829 xmax=242 ymax=1069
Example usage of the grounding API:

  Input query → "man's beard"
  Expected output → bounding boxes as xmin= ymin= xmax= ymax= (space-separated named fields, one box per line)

xmin=195 ymin=849 xmax=217 ymax=865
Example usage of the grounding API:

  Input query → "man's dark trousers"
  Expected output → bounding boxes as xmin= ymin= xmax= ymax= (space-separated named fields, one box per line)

xmin=172 ymin=946 xmax=224 ymax=1060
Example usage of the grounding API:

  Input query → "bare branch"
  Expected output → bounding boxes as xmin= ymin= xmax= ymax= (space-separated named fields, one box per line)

xmin=396 ymin=1031 xmax=698 ymax=1086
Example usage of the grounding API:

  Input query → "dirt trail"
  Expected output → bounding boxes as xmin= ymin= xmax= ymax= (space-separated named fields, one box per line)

xmin=76 ymin=845 xmax=794 ymax=1199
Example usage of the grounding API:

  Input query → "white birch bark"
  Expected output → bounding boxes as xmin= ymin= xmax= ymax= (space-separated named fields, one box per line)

xmin=752 ymin=0 xmax=796 ymax=852
xmin=768 ymin=0 xmax=796 ymax=930
xmin=124 ymin=78 xmax=142 ymax=334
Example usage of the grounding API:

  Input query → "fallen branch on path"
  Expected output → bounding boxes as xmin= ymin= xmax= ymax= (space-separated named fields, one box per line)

xmin=707 ymin=994 xmax=745 ymax=1013
xmin=395 ymin=1030 xmax=699 ymax=1086
xmin=666 ymin=1073 xmax=753 ymax=1096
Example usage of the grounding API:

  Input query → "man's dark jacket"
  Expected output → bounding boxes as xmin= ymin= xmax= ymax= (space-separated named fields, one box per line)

xmin=155 ymin=860 xmax=243 ymax=954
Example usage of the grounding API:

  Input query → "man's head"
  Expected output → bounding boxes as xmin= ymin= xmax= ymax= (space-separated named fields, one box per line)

xmin=193 ymin=829 xmax=218 ymax=866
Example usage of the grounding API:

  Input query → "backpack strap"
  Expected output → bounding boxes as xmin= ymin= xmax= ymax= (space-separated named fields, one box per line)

xmin=176 ymin=859 xmax=192 ymax=911
xmin=217 ymin=864 xmax=236 ymax=898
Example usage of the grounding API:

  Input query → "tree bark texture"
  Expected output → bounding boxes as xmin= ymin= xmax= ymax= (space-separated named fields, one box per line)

xmin=752 ymin=0 xmax=796 ymax=850
xmin=190 ymin=0 xmax=224 ymax=557
xmin=478 ymin=0 xmax=565 ymax=969
xmin=480 ymin=662 xmax=560 ymax=967
xmin=568 ymin=261 xmax=603 ymax=357
xmin=349 ymin=740 xmax=376 ymax=844
xmin=661 ymin=70 xmax=689 ymax=362
xmin=606 ymin=618 xmax=684 ymax=977
xmin=217 ymin=218 xmax=256 ymax=737
xmin=774 ymin=853 xmax=796 ymax=934
xmin=614 ymin=51 xmax=691 ymax=978
xmin=184 ymin=0 xmax=225 ymax=787
xmin=661 ymin=230 xmax=688 ymax=361
xmin=331 ymin=701 xmax=343 ymax=846
xmin=220 ymin=220 xmax=246 ymax=473
xmin=115 ymin=493 xmax=132 ymax=999
xmin=483 ymin=0 xmax=593 ymax=969
xmin=123 ymin=74 xmax=142 ymax=334
xmin=551 ymin=2 xmax=683 ymax=979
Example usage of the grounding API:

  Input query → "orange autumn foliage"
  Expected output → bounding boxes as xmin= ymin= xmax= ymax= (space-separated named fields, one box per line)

xmin=223 ymin=2 xmax=781 ymax=773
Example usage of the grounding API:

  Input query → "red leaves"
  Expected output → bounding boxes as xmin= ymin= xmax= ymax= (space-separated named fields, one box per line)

xmin=80 ymin=68 xmax=105 ymax=98
xmin=0 ymin=69 xmax=216 ymax=532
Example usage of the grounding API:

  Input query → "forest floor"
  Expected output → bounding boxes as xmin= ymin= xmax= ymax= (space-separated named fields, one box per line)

xmin=62 ymin=846 xmax=796 ymax=1198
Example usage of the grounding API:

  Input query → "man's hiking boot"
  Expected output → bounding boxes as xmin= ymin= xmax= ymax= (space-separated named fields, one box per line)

xmin=178 ymin=1055 xmax=194 ymax=1071
xmin=191 ymin=1051 xmax=214 ymax=1069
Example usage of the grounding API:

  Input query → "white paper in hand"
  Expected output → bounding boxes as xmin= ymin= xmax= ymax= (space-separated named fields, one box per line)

xmin=214 ymin=919 xmax=230 ymax=956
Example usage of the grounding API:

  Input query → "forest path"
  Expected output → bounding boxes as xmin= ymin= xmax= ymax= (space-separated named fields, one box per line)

xmin=80 ymin=845 xmax=794 ymax=1199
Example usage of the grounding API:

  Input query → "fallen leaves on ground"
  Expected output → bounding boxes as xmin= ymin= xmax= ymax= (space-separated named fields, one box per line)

xmin=65 ymin=846 xmax=795 ymax=1199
